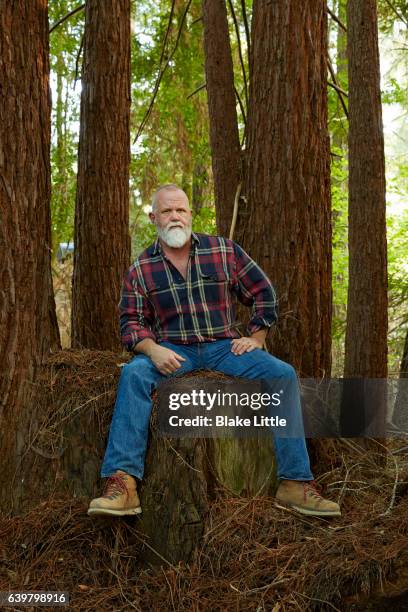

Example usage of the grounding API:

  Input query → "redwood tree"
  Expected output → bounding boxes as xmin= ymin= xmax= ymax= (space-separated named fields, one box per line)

xmin=0 ymin=0 xmax=60 ymax=510
xmin=344 ymin=0 xmax=387 ymax=380
xmin=393 ymin=330 xmax=408 ymax=430
xmin=237 ymin=0 xmax=332 ymax=378
xmin=71 ymin=0 xmax=131 ymax=350
xmin=202 ymin=0 xmax=242 ymax=237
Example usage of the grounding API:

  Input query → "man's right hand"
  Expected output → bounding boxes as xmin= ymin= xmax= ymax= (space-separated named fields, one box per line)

xmin=149 ymin=345 xmax=186 ymax=375
xmin=136 ymin=339 xmax=186 ymax=375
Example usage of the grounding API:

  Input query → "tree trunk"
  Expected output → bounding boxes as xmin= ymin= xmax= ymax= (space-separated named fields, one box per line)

xmin=0 ymin=0 xmax=61 ymax=511
xmin=392 ymin=328 xmax=408 ymax=430
xmin=344 ymin=0 xmax=387 ymax=379
xmin=202 ymin=0 xmax=242 ymax=237
xmin=237 ymin=0 xmax=332 ymax=379
xmin=341 ymin=0 xmax=387 ymax=442
xmin=10 ymin=351 xmax=276 ymax=562
xmin=71 ymin=0 xmax=131 ymax=351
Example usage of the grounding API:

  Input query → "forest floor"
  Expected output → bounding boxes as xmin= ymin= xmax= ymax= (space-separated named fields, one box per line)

xmin=1 ymin=351 xmax=408 ymax=611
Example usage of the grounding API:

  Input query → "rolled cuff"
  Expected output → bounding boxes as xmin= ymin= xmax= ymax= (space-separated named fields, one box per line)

xmin=122 ymin=328 xmax=157 ymax=352
xmin=246 ymin=317 xmax=276 ymax=336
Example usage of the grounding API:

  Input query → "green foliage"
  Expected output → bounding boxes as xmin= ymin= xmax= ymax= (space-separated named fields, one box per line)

xmin=47 ymin=0 xmax=407 ymax=374
xmin=387 ymin=167 xmax=408 ymax=374
xmin=49 ymin=0 xmax=84 ymax=258
xmin=382 ymin=77 xmax=408 ymax=105
xmin=130 ymin=0 xmax=211 ymax=206
xmin=378 ymin=0 xmax=408 ymax=33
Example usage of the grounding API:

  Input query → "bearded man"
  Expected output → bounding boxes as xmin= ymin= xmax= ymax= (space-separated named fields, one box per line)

xmin=88 ymin=184 xmax=341 ymax=518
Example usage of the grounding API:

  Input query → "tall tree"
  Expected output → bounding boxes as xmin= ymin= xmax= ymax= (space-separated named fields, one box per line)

xmin=392 ymin=329 xmax=408 ymax=430
xmin=202 ymin=0 xmax=242 ymax=237
xmin=341 ymin=0 xmax=387 ymax=440
xmin=332 ymin=0 xmax=348 ymax=150
xmin=0 ymin=0 xmax=60 ymax=509
xmin=237 ymin=0 xmax=332 ymax=378
xmin=71 ymin=0 xmax=131 ymax=350
xmin=344 ymin=0 xmax=387 ymax=379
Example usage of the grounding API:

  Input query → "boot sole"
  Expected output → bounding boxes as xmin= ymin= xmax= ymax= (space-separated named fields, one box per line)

xmin=276 ymin=501 xmax=341 ymax=517
xmin=87 ymin=506 xmax=142 ymax=517
xmin=290 ymin=503 xmax=341 ymax=517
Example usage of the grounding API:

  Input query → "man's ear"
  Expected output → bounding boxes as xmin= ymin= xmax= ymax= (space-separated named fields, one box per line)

xmin=149 ymin=211 xmax=155 ymax=224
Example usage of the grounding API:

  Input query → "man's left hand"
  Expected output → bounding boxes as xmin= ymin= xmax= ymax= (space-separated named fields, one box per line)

xmin=230 ymin=336 xmax=263 ymax=355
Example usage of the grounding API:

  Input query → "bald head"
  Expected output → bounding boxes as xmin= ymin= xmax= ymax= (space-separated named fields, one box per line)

xmin=151 ymin=184 xmax=189 ymax=213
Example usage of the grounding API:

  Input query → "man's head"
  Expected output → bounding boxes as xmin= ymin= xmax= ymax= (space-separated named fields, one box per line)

xmin=149 ymin=184 xmax=192 ymax=248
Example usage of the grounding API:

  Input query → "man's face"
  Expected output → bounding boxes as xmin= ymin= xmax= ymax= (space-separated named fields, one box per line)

xmin=150 ymin=189 xmax=192 ymax=248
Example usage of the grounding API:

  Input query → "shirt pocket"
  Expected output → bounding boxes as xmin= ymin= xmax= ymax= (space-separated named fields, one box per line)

xmin=196 ymin=264 xmax=231 ymax=305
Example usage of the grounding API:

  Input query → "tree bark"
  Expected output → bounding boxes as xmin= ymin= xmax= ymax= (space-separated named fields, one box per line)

xmin=0 ymin=0 xmax=61 ymax=510
xmin=202 ymin=0 xmax=242 ymax=237
xmin=340 ymin=0 xmax=387 ymax=443
xmin=392 ymin=327 xmax=408 ymax=430
xmin=71 ymin=0 xmax=131 ymax=351
xmin=344 ymin=0 xmax=387 ymax=379
xmin=237 ymin=0 xmax=332 ymax=378
xmin=8 ymin=351 xmax=277 ymax=562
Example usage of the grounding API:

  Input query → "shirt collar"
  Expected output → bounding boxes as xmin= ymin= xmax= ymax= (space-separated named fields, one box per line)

xmin=152 ymin=231 xmax=200 ymax=256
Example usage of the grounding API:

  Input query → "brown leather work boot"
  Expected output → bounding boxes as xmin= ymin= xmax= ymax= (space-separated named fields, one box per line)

xmin=88 ymin=470 xmax=142 ymax=517
xmin=275 ymin=480 xmax=341 ymax=517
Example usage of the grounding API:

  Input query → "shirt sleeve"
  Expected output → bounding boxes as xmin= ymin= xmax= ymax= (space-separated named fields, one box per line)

xmin=231 ymin=241 xmax=278 ymax=335
xmin=119 ymin=266 xmax=157 ymax=351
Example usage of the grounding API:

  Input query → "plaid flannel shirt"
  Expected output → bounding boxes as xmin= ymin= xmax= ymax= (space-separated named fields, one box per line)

xmin=119 ymin=232 xmax=277 ymax=350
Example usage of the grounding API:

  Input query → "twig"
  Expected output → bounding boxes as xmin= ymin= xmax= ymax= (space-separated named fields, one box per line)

xmin=384 ymin=0 xmax=408 ymax=27
xmin=234 ymin=85 xmax=247 ymax=127
xmin=133 ymin=0 xmax=177 ymax=140
xmin=229 ymin=182 xmax=242 ymax=241
xmin=157 ymin=0 xmax=177 ymax=76
xmin=327 ymin=80 xmax=348 ymax=99
xmin=186 ymin=82 xmax=206 ymax=100
xmin=30 ymin=443 xmax=66 ymax=459
xmin=107 ymin=567 xmax=140 ymax=610
xmin=49 ymin=3 xmax=85 ymax=34
xmin=240 ymin=0 xmax=251 ymax=66
xmin=327 ymin=7 xmax=347 ymax=32
xmin=162 ymin=567 xmax=177 ymax=612
xmin=227 ymin=0 xmax=248 ymax=111
xmin=295 ymin=591 xmax=343 ymax=612
xmin=74 ymin=34 xmax=84 ymax=87
xmin=191 ymin=16 xmax=203 ymax=26
xmin=392 ymin=445 xmax=408 ymax=455
xmin=337 ymin=459 xmax=350 ymax=505
xmin=327 ymin=56 xmax=349 ymax=120
xmin=378 ymin=442 xmax=399 ymax=517
xmin=166 ymin=440 xmax=202 ymax=472
xmin=133 ymin=0 xmax=192 ymax=143
xmin=111 ymin=523 xmax=122 ymax=572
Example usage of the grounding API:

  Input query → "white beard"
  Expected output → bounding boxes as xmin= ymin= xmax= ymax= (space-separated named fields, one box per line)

xmin=157 ymin=224 xmax=192 ymax=248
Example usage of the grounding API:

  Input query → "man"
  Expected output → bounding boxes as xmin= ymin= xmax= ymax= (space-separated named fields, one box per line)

xmin=88 ymin=184 xmax=341 ymax=518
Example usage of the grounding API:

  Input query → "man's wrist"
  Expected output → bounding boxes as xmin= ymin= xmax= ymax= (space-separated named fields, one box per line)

xmin=250 ymin=329 xmax=268 ymax=347
xmin=134 ymin=338 xmax=158 ymax=357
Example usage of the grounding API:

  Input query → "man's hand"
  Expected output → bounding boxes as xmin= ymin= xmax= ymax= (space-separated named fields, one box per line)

xmin=230 ymin=336 xmax=263 ymax=355
xmin=148 ymin=344 xmax=186 ymax=375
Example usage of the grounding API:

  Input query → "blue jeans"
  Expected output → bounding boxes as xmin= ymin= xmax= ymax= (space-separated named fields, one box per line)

xmin=101 ymin=340 xmax=313 ymax=481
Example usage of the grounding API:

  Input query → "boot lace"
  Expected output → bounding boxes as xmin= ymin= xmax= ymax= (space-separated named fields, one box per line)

xmin=103 ymin=475 xmax=128 ymax=500
xmin=303 ymin=481 xmax=323 ymax=502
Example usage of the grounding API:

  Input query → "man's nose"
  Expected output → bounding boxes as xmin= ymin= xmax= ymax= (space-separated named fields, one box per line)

xmin=170 ymin=210 xmax=182 ymax=221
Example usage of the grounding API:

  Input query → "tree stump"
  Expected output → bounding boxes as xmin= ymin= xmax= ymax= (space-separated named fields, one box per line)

xmin=6 ymin=350 xmax=277 ymax=565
